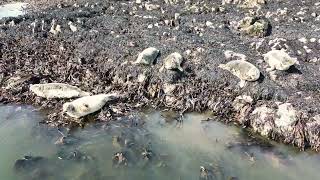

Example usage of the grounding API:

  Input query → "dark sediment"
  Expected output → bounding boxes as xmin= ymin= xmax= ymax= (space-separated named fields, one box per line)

xmin=1 ymin=0 xmax=320 ymax=151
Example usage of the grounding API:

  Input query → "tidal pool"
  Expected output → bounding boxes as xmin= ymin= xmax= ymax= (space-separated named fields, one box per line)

xmin=0 ymin=2 xmax=28 ymax=19
xmin=0 ymin=105 xmax=320 ymax=180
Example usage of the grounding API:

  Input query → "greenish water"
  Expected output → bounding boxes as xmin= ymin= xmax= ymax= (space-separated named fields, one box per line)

xmin=0 ymin=105 xmax=320 ymax=180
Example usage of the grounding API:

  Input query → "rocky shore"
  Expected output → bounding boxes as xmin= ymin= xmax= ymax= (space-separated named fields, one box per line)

xmin=1 ymin=0 xmax=320 ymax=151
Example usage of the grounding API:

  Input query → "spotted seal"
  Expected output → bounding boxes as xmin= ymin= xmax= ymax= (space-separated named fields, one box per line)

xmin=219 ymin=60 xmax=260 ymax=87
xmin=62 ymin=93 xmax=119 ymax=118
xmin=163 ymin=52 xmax=184 ymax=72
xmin=30 ymin=83 xmax=90 ymax=99
xmin=134 ymin=47 xmax=159 ymax=65
xmin=263 ymin=49 xmax=297 ymax=71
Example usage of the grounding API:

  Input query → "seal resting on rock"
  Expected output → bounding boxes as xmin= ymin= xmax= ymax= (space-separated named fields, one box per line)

xmin=263 ymin=49 xmax=297 ymax=71
xmin=163 ymin=52 xmax=184 ymax=72
xmin=62 ymin=93 xmax=119 ymax=118
xmin=219 ymin=60 xmax=260 ymax=87
xmin=133 ymin=47 xmax=159 ymax=65
xmin=30 ymin=83 xmax=90 ymax=99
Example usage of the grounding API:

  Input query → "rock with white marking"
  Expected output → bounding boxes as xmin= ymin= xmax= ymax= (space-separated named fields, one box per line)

xmin=30 ymin=83 xmax=90 ymax=99
xmin=134 ymin=47 xmax=159 ymax=65
xmin=163 ymin=52 xmax=184 ymax=72
xmin=219 ymin=60 xmax=260 ymax=87
xmin=68 ymin=21 xmax=77 ymax=32
xmin=263 ymin=50 xmax=297 ymax=71
xmin=62 ymin=93 xmax=119 ymax=118
xmin=238 ymin=16 xmax=270 ymax=37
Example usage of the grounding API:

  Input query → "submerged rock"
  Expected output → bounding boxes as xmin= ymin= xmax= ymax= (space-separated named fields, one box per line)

xmin=163 ymin=52 xmax=184 ymax=72
xmin=219 ymin=60 xmax=260 ymax=87
xmin=62 ymin=93 xmax=120 ymax=118
xmin=134 ymin=47 xmax=160 ymax=65
xmin=263 ymin=50 xmax=297 ymax=71
xmin=238 ymin=17 xmax=271 ymax=37
xmin=14 ymin=156 xmax=47 ymax=172
xmin=199 ymin=166 xmax=214 ymax=180
xmin=30 ymin=83 xmax=91 ymax=99
xmin=112 ymin=152 xmax=128 ymax=167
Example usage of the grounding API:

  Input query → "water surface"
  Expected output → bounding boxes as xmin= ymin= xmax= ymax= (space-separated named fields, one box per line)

xmin=0 ymin=106 xmax=320 ymax=180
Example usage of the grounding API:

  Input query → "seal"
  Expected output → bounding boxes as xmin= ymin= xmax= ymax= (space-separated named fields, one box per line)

xmin=62 ymin=93 xmax=119 ymax=118
xmin=30 ymin=83 xmax=91 ymax=99
xmin=163 ymin=52 xmax=184 ymax=72
xmin=219 ymin=60 xmax=260 ymax=87
xmin=133 ymin=47 xmax=159 ymax=65
xmin=263 ymin=49 xmax=297 ymax=71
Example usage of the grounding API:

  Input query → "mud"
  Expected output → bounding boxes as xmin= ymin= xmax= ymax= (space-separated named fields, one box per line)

xmin=1 ymin=0 xmax=320 ymax=151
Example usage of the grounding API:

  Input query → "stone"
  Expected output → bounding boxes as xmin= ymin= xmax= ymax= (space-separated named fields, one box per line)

xmin=68 ymin=21 xmax=77 ymax=32
xmin=274 ymin=103 xmax=297 ymax=132
xmin=240 ymin=0 xmax=266 ymax=8
xmin=251 ymin=105 xmax=275 ymax=136
xmin=238 ymin=17 xmax=270 ymax=37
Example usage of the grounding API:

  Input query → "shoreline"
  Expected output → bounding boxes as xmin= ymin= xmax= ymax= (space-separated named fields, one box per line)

xmin=1 ymin=0 xmax=320 ymax=151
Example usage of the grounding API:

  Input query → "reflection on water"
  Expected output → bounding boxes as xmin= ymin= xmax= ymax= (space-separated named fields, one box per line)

xmin=0 ymin=105 xmax=320 ymax=180
xmin=0 ymin=2 xmax=27 ymax=19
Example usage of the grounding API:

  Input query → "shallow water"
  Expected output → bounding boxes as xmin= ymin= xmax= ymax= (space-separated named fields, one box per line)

xmin=0 ymin=2 xmax=27 ymax=19
xmin=0 ymin=105 xmax=320 ymax=180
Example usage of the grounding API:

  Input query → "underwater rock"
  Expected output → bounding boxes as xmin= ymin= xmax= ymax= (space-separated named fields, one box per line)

xmin=62 ymin=93 xmax=120 ymax=118
xmin=263 ymin=49 xmax=297 ymax=71
xmin=30 ymin=83 xmax=90 ymax=99
xmin=14 ymin=156 xmax=47 ymax=172
xmin=112 ymin=152 xmax=128 ymax=167
xmin=199 ymin=166 xmax=214 ymax=180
